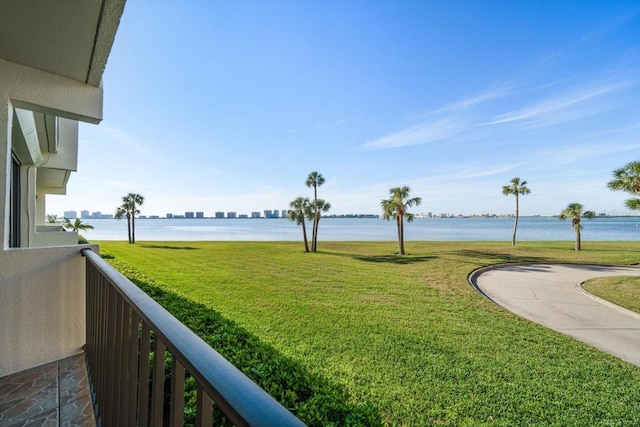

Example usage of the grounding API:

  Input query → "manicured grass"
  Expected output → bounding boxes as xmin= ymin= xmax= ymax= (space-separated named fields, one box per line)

xmin=97 ymin=240 xmax=640 ymax=426
xmin=583 ymin=275 xmax=640 ymax=314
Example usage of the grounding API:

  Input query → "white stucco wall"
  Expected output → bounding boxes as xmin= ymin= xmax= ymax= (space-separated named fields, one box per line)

xmin=0 ymin=59 xmax=105 ymax=376
xmin=1 ymin=59 xmax=104 ymax=249
xmin=0 ymin=244 xmax=97 ymax=376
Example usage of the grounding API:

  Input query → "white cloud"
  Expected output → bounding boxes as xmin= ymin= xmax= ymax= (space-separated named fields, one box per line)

xmin=484 ymin=80 xmax=633 ymax=128
xmin=360 ymin=63 xmax=639 ymax=152
xmin=429 ymin=165 xmax=519 ymax=183
xmin=361 ymin=117 xmax=469 ymax=150
xmin=358 ymin=82 xmax=517 ymax=151
xmin=437 ymin=84 xmax=515 ymax=113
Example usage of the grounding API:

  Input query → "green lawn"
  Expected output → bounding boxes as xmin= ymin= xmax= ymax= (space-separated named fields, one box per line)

xmin=97 ymin=240 xmax=640 ymax=426
xmin=583 ymin=275 xmax=640 ymax=314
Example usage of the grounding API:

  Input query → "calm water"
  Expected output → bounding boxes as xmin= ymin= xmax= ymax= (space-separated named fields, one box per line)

xmin=79 ymin=217 xmax=640 ymax=242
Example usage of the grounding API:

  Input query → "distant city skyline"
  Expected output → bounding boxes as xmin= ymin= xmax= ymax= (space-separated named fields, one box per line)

xmin=58 ymin=208 xmax=621 ymax=221
xmin=62 ymin=208 xmax=292 ymax=220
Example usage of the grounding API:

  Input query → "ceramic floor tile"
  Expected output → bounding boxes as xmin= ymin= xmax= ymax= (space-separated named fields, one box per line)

xmin=0 ymin=363 xmax=57 ymax=406
xmin=59 ymin=394 xmax=96 ymax=427
xmin=59 ymin=374 xmax=90 ymax=407
xmin=58 ymin=354 xmax=85 ymax=378
xmin=0 ymin=407 xmax=58 ymax=426
xmin=0 ymin=353 xmax=97 ymax=426
xmin=0 ymin=365 xmax=55 ymax=423
xmin=59 ymin=355 xmax=90 ymax=407
xmin=0 ymin=362 xmax=57 ymax=386
xmin=0 ymin=391 xmax=58 ymax=422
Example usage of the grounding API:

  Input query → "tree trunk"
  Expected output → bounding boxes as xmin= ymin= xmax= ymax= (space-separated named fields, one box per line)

xmin=575 ymin=230 xmax=581 ymax=251
xmin=131 ymin=215 xmax=136 ymax=244
xmin=397 ymin=215 xmax=405 ymax=255
xmin=311 ymin=215 xmax=315 ymax=252
xmin=512 ymin=195 xmax=519 ymax=246
xmin=312 ymin=186 xmax=318 ymax=252
xmin=126 ymin=213 xmax=132 ymax=244
xmin=302 ymin=221 xmax=309 ymax=252
xmin=313 ymin=215 xmax=320 ymax=252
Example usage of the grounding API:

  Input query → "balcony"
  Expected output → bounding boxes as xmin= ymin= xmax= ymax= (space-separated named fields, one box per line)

xmin=0 ymin=249 xmax=304 ymax=426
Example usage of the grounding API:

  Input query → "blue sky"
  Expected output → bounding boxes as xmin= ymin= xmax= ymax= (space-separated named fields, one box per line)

xmin=48 ymin=0 xmax=640 ymax=217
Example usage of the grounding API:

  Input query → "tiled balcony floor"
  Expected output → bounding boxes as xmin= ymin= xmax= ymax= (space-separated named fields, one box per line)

xmin=0 ymin=353 xmax=96 ymax=426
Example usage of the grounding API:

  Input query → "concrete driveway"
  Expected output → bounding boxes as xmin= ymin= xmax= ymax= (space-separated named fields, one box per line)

xmin=470 ymin=263 xmax=640 ymax=367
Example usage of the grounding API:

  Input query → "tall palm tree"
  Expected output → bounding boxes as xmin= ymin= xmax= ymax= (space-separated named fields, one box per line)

xmin=114 ymin=205 xmax=131 ymax=243
xmin=310 ymin=199 xmax=331 ymax=251
xmin=607 ymin=161 xmax=640 ymax=211
xmin=381 ymin=186 xmax=422 ymax=256
xmin=558 ymin=202 xmax=595 ymax=251
xmin=502 ymin=177 xmax=531 ymax=246
xmin=305 ymin=171 xmax=325 ymax=252
xmin=287 ymin=197 xmax=311 ymax=252
xmin=115 ymin=193 xmax=144 ymax=244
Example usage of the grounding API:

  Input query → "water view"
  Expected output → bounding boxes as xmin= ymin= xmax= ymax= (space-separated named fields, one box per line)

xmin=80 ymin=216 xmax=640 ymax=242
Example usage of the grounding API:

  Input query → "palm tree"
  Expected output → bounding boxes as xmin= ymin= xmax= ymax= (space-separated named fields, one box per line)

xmin=305 ymin=171 xmax=325 ymax=252
xmin=46 ymin=214 xmax=59 ymax=224
xmin=502 ymin=177 xmax=531 ymax=246
xmin=310 ymin=199 xmax=331 ymax=251
xmin=62 ymin=217 xmax=94 ymax=232
xmin=381 ymin=186 xmax=422 ymax=256
xmin=558 ymin=202 xmax=595 ymax=251
xmin=607 ymin=161 xmax=640 ymax=212
xmin=114 ymin=205 xmax=131 ymax=243
xmin=115 ymin=193 xmax=144 ymax=244
xmin=287 ymin=197 xmax=311 ymax=252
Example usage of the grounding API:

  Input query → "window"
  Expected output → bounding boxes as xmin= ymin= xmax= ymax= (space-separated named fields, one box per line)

xmin=9 ymin=153 xmax=20 ymax=247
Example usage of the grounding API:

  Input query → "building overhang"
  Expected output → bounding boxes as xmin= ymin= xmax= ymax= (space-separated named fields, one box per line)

xmin=0 ymin=0 xmax=126 ymax=88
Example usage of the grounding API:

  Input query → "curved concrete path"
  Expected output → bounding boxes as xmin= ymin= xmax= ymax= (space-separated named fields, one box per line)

xmin=471 ymin=264 xmax=640 ymax=367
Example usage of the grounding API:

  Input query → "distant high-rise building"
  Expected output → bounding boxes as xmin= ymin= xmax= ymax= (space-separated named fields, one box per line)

xmin=215 ymin=211 xmax=225 ymax=219
xmin=195 ymin=211 xmax=204 ymax=219
xmin=84 ymin=211 xmax=113 ymax=219
xmin=251 ymin=212 xmax=261 ymax=218
xmin=281 ymin=210 xmax=287 ymax=218
xmin=227 ymin=212 xmax=237 ymax=219
xmin=64 ymin=210 xmax=77 ymax=219
xmin=185 ymin=211 xmax=195 ymax=219
xmin=166 ymin=213 xmax=173 ymax=219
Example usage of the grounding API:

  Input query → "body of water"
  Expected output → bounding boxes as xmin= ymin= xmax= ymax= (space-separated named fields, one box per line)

xmin=78 ymin=217 xmax=640 ymax=242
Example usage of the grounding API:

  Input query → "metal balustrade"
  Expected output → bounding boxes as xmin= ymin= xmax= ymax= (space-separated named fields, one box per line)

xmin=82 ymin=248 xmax=305 ymax=426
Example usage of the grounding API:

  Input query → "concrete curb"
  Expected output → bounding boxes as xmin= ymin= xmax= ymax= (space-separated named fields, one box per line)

xmin=576 ymin=280 xmax=640 ymax=321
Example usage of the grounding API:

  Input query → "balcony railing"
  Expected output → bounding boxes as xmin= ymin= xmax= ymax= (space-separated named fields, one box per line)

xmin=82 ymin=248 xmax=305 ymax=426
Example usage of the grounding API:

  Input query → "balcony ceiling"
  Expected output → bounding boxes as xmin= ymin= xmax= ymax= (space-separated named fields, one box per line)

xmin=0 ymin=0 xmax=125 ymax=87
